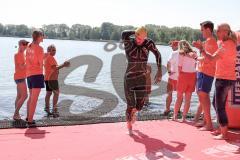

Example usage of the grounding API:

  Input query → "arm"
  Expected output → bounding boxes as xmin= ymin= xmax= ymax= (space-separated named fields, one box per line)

xmin=51 ymin=61 xmax=70 ymax=70
xmin=148 ymin=40 xmax=162 ymax=84
xmin=178 ymin=55 xmax=183 ymax=74
xmin=200 ymin=47 xmax=222 ymax=60
xmin=121 ymin=30 xmax=135 ymax=41
xmin=193 ymin=40 xmax=222 ymax=60
xmin=167 ymin=61 xmax=171 ymax=74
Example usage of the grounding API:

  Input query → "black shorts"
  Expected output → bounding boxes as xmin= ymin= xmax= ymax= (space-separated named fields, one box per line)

xmin=45 ymin=80 xmax=59 ymax=91
xmin=124 ymin=73 xmax=147 ymax=110
xmin=27 ymin=74 xmax=45 ymax=89
xmin=15 ymin=78 xmax=26 ymax=84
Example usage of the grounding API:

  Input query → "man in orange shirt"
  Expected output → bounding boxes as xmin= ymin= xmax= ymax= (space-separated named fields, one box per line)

xmin=25 ymin=30 xmax=45 ymax=126
xmin=44 ymin=44 xmax=70 ymax=117
xmin=13 ymin=40 xmax=29 ymax=120
xmin=193 ymin=21 xmax=218 ymax=131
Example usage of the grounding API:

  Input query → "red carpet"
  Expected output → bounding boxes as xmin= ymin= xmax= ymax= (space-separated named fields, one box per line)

xmin=0 ymin=120 xmax=240 ymax=160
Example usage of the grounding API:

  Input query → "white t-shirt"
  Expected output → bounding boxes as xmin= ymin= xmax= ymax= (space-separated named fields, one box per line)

xmin=178 ymin=54 xmax=196 ymax=73
xmin=168 ymin=51 xmax=179 ymax=80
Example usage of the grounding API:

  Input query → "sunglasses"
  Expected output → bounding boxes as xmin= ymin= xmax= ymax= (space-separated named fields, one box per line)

xmin=21 ymin=42 xmax=28 ymax=46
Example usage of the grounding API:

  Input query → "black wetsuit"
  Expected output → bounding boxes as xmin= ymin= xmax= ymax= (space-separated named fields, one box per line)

xmin=122 ymin=30 xmax=162 ymax=120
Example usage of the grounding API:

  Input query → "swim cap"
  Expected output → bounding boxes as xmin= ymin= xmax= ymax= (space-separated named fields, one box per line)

xmin=135 ymin=26 xmax=147 ymax=38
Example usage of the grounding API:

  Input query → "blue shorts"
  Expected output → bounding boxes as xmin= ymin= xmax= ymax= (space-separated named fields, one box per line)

xmin=196 ymin=72 xmax=214 ymax=94
xmin=15 ymin=78 xmax=26 ymax=84
xmin=27 ymin=74 xmax=45 ymax=89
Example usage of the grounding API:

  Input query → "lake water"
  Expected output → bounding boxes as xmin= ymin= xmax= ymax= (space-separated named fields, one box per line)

xmin=0 ymin=37 xmax=213 ymax=120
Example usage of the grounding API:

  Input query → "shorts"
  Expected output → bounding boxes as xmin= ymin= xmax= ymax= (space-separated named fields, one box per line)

xmin=196 ymin=72 xmax=214 ymax=94
xmin=124 ymin=73 xmax=147 ymax=111
xmin=167 ymin=78 xmax=177 ymax=92
xmin=15 ymin=78 xmax=26 ymax=84
xmin=45 ymin=80 xmax=59 ymax=91
xmin=27 ymin=74 xmax=45 ymax=89
xmin=177 ymin=72 xmax=196 ymax=93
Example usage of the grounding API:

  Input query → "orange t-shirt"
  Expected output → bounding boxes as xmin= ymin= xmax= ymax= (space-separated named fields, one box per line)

xmin=14 ymin=52 xmax=26 ymax=80
xmin=44 ymin=54 xmax=58 ymax=80
xmin=25 ymin=43 xmax=44 ymax=77
xmin=215 ymin=40 xmax=237 ymax=80
xmin=197 ymin=37 xmax=218 ymax=76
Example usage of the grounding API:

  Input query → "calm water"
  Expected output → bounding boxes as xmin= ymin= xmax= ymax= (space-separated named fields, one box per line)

xmin=0 ymin=37 xmax=210 ymax=120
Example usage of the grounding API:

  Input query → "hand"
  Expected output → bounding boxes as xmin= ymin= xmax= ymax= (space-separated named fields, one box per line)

xmin=188 ymin=51 xmax=198 ymax=59
xmin=64 ymin=61 xmax=70 ymax=67
xmin=154 ymin=70 xmax=162 ymax=84
xmin=197 ymin=56 xmax=205 ymax=61
xmin=192 ymin=40 xmax=203 ymax=50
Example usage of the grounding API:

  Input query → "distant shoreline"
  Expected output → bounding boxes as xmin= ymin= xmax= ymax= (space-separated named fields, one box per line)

xmin=0 ymin=36 xmax=168 ymax=46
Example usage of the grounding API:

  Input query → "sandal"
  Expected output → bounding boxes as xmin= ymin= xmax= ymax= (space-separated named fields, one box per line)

xmin=44 ymin=107 xmax=53 ymax=116
xmin=52 ymin=108 xmax=60 ymax=118
xmin=13 ymin=114 xmax=21 ymax=121
xmin=163 ymin=110 xmax=171 ymax=116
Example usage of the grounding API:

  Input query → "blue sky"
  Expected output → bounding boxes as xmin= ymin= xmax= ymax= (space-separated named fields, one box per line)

xmin=0 ymin=0 xmax=239 ymax=30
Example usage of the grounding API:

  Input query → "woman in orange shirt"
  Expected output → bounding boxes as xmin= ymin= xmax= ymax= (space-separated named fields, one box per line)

xmin=25 ymin=30 xmax=45 ymax=126
xmin=44 ymin=44 xmax=70 ymax=117
xmin=197 ymin=23 xmax=237 ymax=140
xmin=13 ymin=40 xmax=29 ymax=120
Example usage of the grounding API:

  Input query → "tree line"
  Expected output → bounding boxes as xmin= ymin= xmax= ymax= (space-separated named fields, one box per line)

xmin=0 ymin=22 xmax=202 ymax=44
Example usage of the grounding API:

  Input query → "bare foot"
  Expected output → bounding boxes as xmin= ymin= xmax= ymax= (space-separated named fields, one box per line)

xmin=194 ymin=122 xmax=204 ymax=127
xmin=131 ymin=109 xmax=138 ymax=124
xmin=211 ymin=129 xmax=221 ymax=136
xmin=213 ymin=134 xmax=228 ymax=140
xmin=199 ymin=126 xmax=213 ymax=131
xmin=127 ymin=121 xmax=133 ymax=135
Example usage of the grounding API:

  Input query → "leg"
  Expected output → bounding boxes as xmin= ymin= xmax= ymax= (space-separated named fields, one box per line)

xmin=165 ymin=91 xmax=173 ymax=114
xmin=214 ymin=80 xmax=233 ymax=139
xmin=194 ymin=103 xmax=202 ymax=123
xmin=173 ymin=91 xmax=183 ymax=120
xmin=14 ymin=85 xmax=21 ymax=119
xmin=165 ymin=78 xmax=174 ymax=114
xmin=124 ymin=76 xmax=136 ymax=134
xmin=45 ymin=91 xmax=52 ymax=113
xmin=27 ymin=89 xmax=32 ymax=120
xmin=27 ymin=88 xmax=41 ymax=122
xmin=182 ymin=92 xmax=192 ymax=122
xmin=14 ymin=82 xmax=28 ymax=119
xmin=52 ymin=90 xmax=60 ymax=117
xmin=200 ymin=91 xmax=213 ymax=130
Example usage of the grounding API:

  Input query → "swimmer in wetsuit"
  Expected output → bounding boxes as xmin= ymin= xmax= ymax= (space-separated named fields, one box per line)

xmin=121 ymin=26 xmax=162 ymax=134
